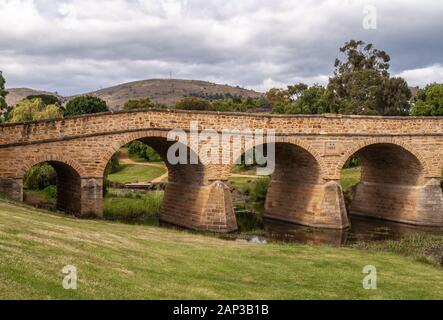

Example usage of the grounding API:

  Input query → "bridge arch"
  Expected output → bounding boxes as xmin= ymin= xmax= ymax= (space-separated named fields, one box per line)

xmin=229 ymin=138 xmax=332 ymax=227
xmin=336 ymin=138 xmax=430 ymax=179
xmin=338 ymin=139 xmax=430 ymax=224
xmin=21 ymin=158 xmax=83 ymax=214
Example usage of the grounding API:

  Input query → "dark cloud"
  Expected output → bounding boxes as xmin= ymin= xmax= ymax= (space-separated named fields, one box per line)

xmin=0 ymin=0 xmax=442 ymax=95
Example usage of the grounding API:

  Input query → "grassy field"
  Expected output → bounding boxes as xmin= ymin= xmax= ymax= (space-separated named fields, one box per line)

xmin=0 ymin=199 xmax=442 ymax=300
xmin=108 ymin=164 xmax=166 ymax=184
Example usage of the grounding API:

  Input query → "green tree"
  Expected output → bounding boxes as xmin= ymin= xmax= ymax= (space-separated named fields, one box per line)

xmin=411 ymin=83 xmax=443 ymax=116
xmin=285 ymin=85 xmax=330 ymax=114
xmin=327 ymin=40 xmax=391 ymax=115
xmin=9 ymin=98 xmax=63 ymax=123
xmin=26 ymin=94 xmax=60 ymax=106
xmin=64 ymin=96 xmax=108 ymax=117
xmin=0 ymin=71 xmax=8 ymax=122
xmin=175 ymin=97 xmax=212 ymax=111
xmin=123 ymin=98 xmax=154 ymax=110
xmin=376 ymin=77 xmax=411 ymax=116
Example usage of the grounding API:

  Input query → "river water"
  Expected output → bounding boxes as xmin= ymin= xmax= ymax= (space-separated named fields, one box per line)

xmin=224 ymin=210 xmax=443 ymax=246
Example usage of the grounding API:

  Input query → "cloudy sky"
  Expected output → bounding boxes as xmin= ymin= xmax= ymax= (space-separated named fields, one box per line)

xmin=0 ymin=0 xmax=442 ymax=95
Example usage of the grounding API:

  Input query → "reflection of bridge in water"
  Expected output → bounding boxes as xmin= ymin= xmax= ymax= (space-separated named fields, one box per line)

xmin=263 ymin=216 xmax=443 ymax=246
xmin=0 ymin=109 xmax=442 ymax=232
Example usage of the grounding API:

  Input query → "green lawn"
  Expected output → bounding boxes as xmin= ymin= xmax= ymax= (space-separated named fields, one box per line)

xmin=108 ymin=164 xmax=166 ymax=184
xmin=0 ymin=199 xmax=442 ymax=299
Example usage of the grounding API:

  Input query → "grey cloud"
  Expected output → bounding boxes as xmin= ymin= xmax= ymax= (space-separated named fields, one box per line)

xmin=0 ymin=0 xmax=442 ymax=95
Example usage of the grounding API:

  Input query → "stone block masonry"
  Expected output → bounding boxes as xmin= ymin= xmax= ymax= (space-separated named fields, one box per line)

xmin=0 ymin=109 xmax=442 ymax=231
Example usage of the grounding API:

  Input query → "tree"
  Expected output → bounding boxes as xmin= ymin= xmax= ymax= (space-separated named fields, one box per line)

xmin=0 ymin=71 xmax=8 ymax=122
xmin=26 ymin=94 xmax=60 ymax=106
xmin=411 ymin=83 xmax=443 ymax=116
xmin=123 ymin=98 xmax=154 ymax=110
xmin=269 ymin=84 xmax=330 ymax=115
xmin=9 ymin=98 xmax=62 ymax=123
xmin=376 ymin=77 xmax=411 ymax=116
xmin=175 ymin=97 xmax=212 ymax=111
xmin=64 ymin=96 xmax=108 ymax=117
xmin=327 ymin=40 xmax=413 ymax=116
xmin=285 ymin=85 xmax=330 ymax=114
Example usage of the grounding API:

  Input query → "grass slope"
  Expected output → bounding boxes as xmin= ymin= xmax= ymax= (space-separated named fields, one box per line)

xmin=108 ymin=164 xmax=166 ymax=184
xmin=0 ymin=200 xmax=442 ymax=300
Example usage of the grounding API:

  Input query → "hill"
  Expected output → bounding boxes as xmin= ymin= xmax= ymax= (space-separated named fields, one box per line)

xmin=73 ymin=79 xmax=262 ymax=110
xmin=5 ymin=88 xmax=62 ymax=107
xmin=0 ymin=198 xmax=442 ymax=299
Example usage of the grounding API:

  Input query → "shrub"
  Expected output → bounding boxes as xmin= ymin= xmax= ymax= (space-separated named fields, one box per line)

xmin=64 ymin=96 xmax=108 ymax=117
xmin=175 ymin=97 xmax=212 ymax=111
xmin=24 ymin=163 xmax=56 ymax=190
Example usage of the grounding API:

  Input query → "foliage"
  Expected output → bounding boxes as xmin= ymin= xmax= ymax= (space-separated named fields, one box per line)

xmin=64 ymin=96 xmax=108 ymax=117
xmin=103 ymin=153 xmax=120 ymax=195
xmin=274 ymin=85 xmax=330 ymax=114
xmin=23 ymin=163 xmax=56 ymax=190
xmin=411 ymin=83 xmax=443 ymax=116
xmin=26 ymin=94 xmax=60 ymax=106
xmin=123 ymin=98 xmax=154 ymax=110
xmin=103 ymin=190 xmax=163 ymax=222
xmin=175 ymin=97 xmax=212 ymax=111
xmin=9 ymin=98 xmax=63 ymax=123
xmin=0 ymin=71 xmax=8 ymax=120
xmin=212 ymin=97 xmax=262 ymax=112
xmin=127 ymin=141 xmax=162 ymax=162
xmin=327 ymin=40 xmax=411 ymax=115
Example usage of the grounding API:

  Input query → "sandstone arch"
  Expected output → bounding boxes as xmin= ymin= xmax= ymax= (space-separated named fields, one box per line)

xmin=22 ymin=160 xmax=83 ymax=215
xmin=340 ymin=142 xmax=443 ymax=226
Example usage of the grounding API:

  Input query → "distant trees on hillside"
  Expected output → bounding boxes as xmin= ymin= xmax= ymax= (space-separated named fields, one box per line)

xmin=123 ymin=98 xmax=154 ymax=110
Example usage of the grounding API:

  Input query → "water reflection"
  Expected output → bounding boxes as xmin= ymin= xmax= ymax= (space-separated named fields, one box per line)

xmin=235 ymin=212 xmax=443 ymax=246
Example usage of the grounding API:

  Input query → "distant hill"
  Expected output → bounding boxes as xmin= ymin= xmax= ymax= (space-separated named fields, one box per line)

xmin=5 ymin=88 xmax=62 ymax=107
xmin=6 ymin=79 xmax=262 ymax=111
xmin=72 ymin=79 xmax=262 ymax=110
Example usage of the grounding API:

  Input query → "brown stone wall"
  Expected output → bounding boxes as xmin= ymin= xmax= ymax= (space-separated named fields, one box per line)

xmin=0 ymin=110 xmax=442 ymax=231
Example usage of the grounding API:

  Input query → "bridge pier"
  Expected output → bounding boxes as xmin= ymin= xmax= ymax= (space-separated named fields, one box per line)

xmin=79 ymin=178 xmax=103 ymax=217
xmin=0 ymin=177 xmax=23 ymax=201
xmin=265 ymin=180 xmax=349 ymax=229
xmin=350 ymin=178 xmax=443 ymax=226
xmin=160 ymin=181 xmax=237 ymax=232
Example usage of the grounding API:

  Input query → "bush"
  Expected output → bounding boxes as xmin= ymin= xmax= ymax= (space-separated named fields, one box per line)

xmin=175 ymin=97 xmax=212 ymax=111
xmin=24 ymin=163 xmax=56 ymax=190
xmin=26 ymin=94 xmax=60 ymax=106
xmin=64 ymin=96 xmax=108 ymax=117
xmin=123 ymin=98 xmax=153 ymax=110
xmin=127 ymin=141 xmax=161 ymax=162
xmin=250 ymin=177 xmax=270 ymax=202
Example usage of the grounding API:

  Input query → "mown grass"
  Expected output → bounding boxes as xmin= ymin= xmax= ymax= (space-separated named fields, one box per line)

xmin=0 ymin=199 xmax=442 ymax=300
xmin=108 ymin=164 xmax=166 ymax=184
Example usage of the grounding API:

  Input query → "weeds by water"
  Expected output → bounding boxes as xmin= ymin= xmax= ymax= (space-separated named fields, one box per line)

xmin=352 ymin=233 xmax=443 ymax=267
xmin=103 ymin=189 xmax=163 ymax=224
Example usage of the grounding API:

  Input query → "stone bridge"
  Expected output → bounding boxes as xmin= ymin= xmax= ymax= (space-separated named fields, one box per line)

xmin=0 ymin=109 xmax=442 ymax=232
